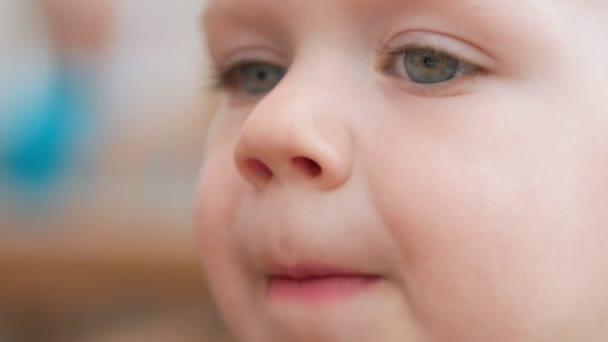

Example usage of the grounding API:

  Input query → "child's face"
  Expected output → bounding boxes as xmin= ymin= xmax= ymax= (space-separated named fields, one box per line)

xmin=197 ymin=1 xmax=608 ymax=341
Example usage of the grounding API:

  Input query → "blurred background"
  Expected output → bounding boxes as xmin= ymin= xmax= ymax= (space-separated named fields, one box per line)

xmin=0 ymin=0 xmax=232 ymax=340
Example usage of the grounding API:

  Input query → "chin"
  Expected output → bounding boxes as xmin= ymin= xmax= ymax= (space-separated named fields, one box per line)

xmin=225 ymin=290 xmax=420 ymax=342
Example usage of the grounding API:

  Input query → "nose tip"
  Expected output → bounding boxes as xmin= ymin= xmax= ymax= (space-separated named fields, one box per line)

xmin=234 ymin=122 xmax=352 ymax=191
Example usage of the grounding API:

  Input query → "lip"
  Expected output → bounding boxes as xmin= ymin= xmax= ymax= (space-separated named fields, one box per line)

xmin=267 ymin=264 xmax=381 ymax=303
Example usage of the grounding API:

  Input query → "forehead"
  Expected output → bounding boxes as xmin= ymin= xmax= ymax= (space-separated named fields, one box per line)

xmin=203 ymin=0 xmax=608 ymax=31
xmin=202 ymin=0 xmax=608 ymax=77
xmin=201 ymin=0 xmax=576 ymax=46
xmin=202 ymin=0 xmax=560 ymax=59
xmin=204 ymin=0 xmax=549 ymax=22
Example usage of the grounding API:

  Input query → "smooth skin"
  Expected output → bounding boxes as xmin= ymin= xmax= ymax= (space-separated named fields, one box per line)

xmin=197 ymin=1 xmax=608 ymax=341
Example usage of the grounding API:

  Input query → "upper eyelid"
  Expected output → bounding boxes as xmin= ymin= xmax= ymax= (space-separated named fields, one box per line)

xmin=213 ymin=31 xmax=492 ymax=70
xmin=215 ymin=47 xmax=287 ymax=73
xmin=379 ymin=31 xmax=496 ymax=72
xmin=380 ymin=46 xmax=481 ymax=77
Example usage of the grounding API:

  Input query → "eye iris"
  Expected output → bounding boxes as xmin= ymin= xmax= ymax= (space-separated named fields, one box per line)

xmin=404 ymin=48 xmax=459 ymax=84
xmin=239 ymin=63 xmax=284 ymax=95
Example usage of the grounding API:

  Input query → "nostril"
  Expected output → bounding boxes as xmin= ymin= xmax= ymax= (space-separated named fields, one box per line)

xmin=244 ymin=158 xmax=273 ymax=181
xmin=291 ymin=156 xmax=322 ymax=177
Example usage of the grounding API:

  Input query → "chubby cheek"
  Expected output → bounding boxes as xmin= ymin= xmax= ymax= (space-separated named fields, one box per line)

xmin=395 ymin=187 xmax=535 ymax=335
xmin=196 ymin=145 xmax=258 ymax=338
xmin=369 ymin=153 xmax=536 ymax=340
xmin=364 ymin=107 xmax=608 ymax=340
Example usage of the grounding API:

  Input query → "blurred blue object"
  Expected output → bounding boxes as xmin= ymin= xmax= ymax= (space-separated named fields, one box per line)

xmin=1 ymin=61 xmax=90 ymax=202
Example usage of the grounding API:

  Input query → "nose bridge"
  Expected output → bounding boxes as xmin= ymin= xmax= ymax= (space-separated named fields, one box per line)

xmin=234 ymin=65 xmax=353 ymax=190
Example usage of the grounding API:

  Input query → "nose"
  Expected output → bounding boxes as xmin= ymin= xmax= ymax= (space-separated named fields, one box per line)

xmin=234 ymin=85 xmax=353 ymax=191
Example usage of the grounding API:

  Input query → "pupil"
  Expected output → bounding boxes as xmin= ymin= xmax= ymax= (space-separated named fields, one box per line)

xmin=256 ymin=69 xmax=268 ymax=80
xmin=423 ymin=56 xmax=436 ymax=68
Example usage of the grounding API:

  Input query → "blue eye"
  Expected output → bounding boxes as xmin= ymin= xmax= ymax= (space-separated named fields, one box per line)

xmin=236 ymin=62 xmax=285 ymax=95
xmin=403 ymin=48 xmax=460 ymax=84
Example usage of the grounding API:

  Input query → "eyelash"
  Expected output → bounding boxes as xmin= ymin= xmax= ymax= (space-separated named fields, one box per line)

xmin=210 ymin=44 xmax=487 ymax=96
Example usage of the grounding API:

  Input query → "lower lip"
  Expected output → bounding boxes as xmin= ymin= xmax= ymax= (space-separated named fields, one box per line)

xmin=268 ymin=275 xmax=380 ymax=303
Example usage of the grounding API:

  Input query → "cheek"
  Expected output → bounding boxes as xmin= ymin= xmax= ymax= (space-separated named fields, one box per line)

xmin=369 ymin=146 xmax=540 ymax=339
xmin=196 ymin=120 xmax=241 ymax=271
xmin=196 ymin=112 xmax=246 ymax=277
xmin=196 ymin=153 xmax=237 ymax=284
xmin=195 ymin=144 xmax=258 ymax=336
xmin=364 ymin=98 xmax=608 ymax=340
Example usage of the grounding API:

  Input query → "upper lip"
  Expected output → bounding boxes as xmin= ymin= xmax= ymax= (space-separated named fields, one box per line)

xmin=268 ymin=263 xmax=375 ymax=280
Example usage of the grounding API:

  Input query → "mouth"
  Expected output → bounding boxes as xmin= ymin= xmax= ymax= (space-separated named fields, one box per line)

xmin=266 ymin=264 xmax=381 ymax=303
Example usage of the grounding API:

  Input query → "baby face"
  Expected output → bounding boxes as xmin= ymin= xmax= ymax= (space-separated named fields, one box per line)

xmin=197 ymin=1 xmax=608 ymax=341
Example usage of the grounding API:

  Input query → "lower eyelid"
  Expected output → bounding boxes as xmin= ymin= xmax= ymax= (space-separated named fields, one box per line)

xmin=386 ymin=68 xmax=484 ymax=97
xmin=401 ymin=81 xmax=475 ymax=97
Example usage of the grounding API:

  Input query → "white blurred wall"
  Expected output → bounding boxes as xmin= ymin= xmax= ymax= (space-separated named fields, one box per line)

xmin=103 ymin=0 xmax=207 ymax=141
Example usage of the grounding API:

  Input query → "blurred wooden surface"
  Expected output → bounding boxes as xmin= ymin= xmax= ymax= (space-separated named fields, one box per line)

xmin=0 ymin=215 xmax=233 ymax=342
